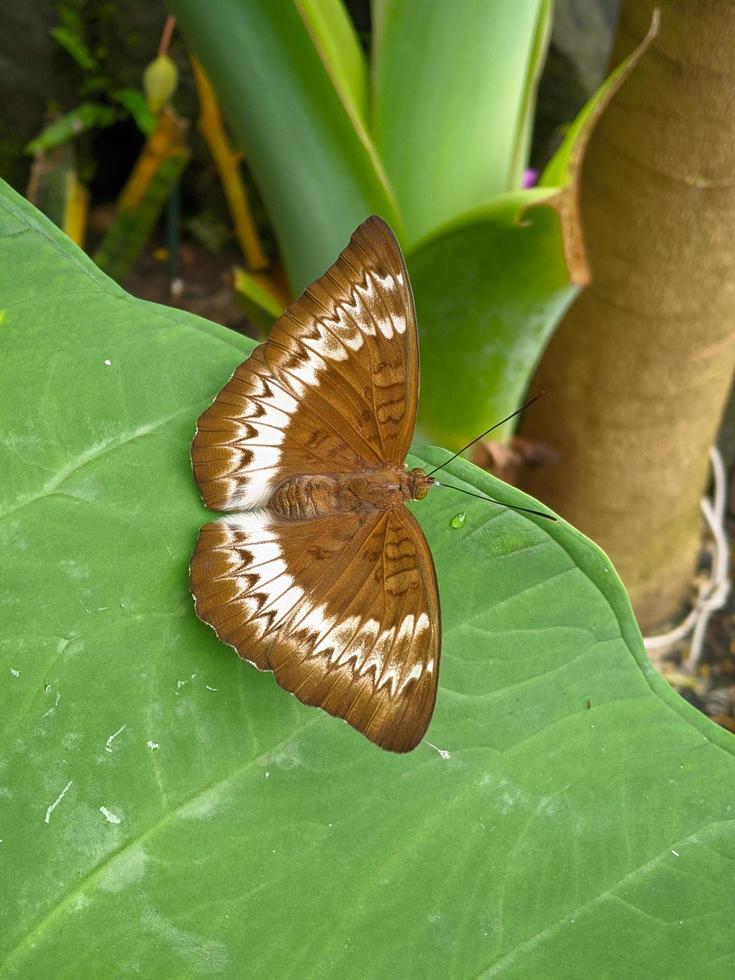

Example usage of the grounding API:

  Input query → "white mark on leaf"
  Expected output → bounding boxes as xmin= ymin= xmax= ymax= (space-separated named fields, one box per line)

xmin=178 ymin=781 xmax=230 ymax=821
xmin=141 ymin=907 xmax=228 ymax=973
xmin=425 ymin=740 xmax=451 ymax=760
xmin=98 ymin=845 xmax=146 ymax=893
xmin=261 ymin=743 xmax=301 ymax=771
xmin=44 ymin=779 xmax=73 ymax=824
xmin=99 ymin=806 xmax=122 ymax=825
xmin=42 ymin=690 xmax=62 ymax=718
xmin=105 ymin=723 xmax=127 ymax=753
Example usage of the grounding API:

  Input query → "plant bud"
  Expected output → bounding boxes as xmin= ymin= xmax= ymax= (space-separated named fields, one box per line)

xmin=143 ymin=55 xmax=178 ymax=112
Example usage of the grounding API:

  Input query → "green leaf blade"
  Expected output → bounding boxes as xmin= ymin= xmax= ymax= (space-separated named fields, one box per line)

xmin=25 ymin=103 xmax=119 ymax=155
xmin=372 ymin=0 xmax=550 ymax=246
xmin=295 ymin=0 xmax=369 ymax=123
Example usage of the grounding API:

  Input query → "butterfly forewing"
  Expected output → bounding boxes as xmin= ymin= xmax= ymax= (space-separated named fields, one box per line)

xmin=192 ymin=217 xmax=419 ymax=511
xmin=191 ymin=216 xmax=440 ymax=751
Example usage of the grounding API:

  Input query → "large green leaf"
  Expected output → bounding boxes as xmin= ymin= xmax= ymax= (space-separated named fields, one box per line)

xmin=410 ymin=191 xmax=578 ymax=448
xmin=3 ymin=183 xmax=735 ymax=978
xmin=170 ymin=0 xmax=399 ymax=295
xmin=372 ymin=0 xmax=551 ymax=246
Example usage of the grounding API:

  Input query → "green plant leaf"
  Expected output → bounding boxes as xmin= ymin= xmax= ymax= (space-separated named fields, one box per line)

xmin=410 ymin=191 xmax=578 ymax=448
xmin=3 ymin=182 xmax=735 ymax=978
xmin=372 ymin=0 xmax=551 ymax=246
xmin=51 ymin=25 xmax=98 ymax=72
xmin=25 ymin=103 xmax=120 ymax=155
xmin=509 ymin=0 xmax=553 ymax=189
xmin=170 ymin=0 xmax=400 ymax=294
xmin=295 ymin=0 xmax=368 ymax=123
xmin=112 ymin=88 xmax=156 ymax=137
xmin=410 ymin=7 xmax=661 ymax=451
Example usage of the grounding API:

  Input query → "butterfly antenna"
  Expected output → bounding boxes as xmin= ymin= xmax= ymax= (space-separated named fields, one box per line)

xmin=424 ymin=391 xmax=547 ymax=478
xmin=434 ymin=482 xmax=557 ymax=521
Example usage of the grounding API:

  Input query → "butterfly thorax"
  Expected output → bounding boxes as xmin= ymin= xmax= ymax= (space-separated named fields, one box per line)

xmin=268 ymin=466 xmax=433 ymax=521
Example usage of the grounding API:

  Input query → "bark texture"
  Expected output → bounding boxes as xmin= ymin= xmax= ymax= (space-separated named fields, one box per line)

xmin=520 ymin=0 xmax=735 ymax=630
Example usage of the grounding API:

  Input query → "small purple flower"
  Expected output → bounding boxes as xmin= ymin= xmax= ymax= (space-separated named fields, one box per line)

xmin=522 ymin=168 xmax=538 ymax=189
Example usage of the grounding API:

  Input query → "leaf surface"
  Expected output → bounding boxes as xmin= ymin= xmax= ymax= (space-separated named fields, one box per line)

xmin=1 ymin=183 xmax=734 ymax=979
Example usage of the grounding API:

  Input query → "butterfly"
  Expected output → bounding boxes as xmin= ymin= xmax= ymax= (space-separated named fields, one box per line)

xmin=190 ymin=216 xmax=440 ymax=753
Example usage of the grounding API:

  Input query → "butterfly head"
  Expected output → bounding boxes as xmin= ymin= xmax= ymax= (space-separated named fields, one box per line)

xmin=409 ymin=467 xmax=435 ymax=501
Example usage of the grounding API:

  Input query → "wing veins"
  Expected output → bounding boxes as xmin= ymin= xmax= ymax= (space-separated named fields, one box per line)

xmin=318 ymin=268 xmax=392 ymax=461
xmin=271 ymin=513 xmax=389 ymax=661
xmin=376 ymin=527 xmax=415 ymax=692
xmin=272 ymin=329 xmax=381 ymax=449
xmin=338 ymin=254 xmax=407 ymax=462
xmin=351 ymin=241 xmax=402 ymax=348
xmin=271 ymin=361 xmax=381 ymax=466
xmin=264 ymin=336 xmax=385 ymax=466
xmin=294 ymin=305 xmax=386 ymax=442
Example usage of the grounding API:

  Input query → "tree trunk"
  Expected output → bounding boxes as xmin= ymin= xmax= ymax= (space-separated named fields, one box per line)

xmin=520 ymin=0 xmax=735 ymax=631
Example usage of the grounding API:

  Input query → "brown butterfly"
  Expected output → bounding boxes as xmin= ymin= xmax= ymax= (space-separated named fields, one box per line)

xmin=190 ymin=216 xmax=440 ymax=752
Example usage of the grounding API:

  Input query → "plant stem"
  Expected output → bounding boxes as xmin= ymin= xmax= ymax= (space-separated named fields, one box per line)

xmin=520 ymin=0 xmax=735 ymax=630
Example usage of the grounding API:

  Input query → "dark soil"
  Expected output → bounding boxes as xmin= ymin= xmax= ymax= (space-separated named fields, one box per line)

xmin=123 ymin=241 xmax=257 ymax=339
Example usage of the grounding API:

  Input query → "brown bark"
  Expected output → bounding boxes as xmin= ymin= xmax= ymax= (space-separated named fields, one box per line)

xmin=520 ymin=0 xmax=735 ymax=630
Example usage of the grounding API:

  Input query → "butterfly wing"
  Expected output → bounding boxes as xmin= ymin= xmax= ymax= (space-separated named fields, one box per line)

xmin=190 ymin=505 xmax=440 ymax=752
xmin=192 ymin=216 xmax=419 ymax=511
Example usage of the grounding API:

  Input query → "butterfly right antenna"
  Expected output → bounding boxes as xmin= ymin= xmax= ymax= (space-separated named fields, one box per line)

xmin=424 ymin=391 xmax=546 ymax=478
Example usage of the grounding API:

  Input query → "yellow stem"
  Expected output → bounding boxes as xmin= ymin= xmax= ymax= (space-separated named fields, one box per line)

xmin=63 ymin=170 xmax=89 ymax=246
xmin=190 ymin=53 xmax=269 ymax=271
xmin=117 ymin=107 xmax=189 ymax=212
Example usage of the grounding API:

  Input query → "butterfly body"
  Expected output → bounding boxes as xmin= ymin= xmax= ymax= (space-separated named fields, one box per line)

xmin=191 ymin=216 xmax=441 ymax=753
xmin=267 ymin=466 xmax=434 ymax=520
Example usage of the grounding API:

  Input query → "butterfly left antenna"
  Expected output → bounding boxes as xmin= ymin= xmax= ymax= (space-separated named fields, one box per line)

xmin=433 ymin=482 xmax=557 ymax=521
xmin=424 ymin=391 xmax=546 ymax=478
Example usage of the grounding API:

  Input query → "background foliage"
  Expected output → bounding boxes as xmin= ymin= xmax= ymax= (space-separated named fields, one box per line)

xmin=170 ymin=0 xmax=584 ymax=448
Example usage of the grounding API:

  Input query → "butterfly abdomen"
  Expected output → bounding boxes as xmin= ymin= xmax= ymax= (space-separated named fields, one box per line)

xmin=268 ymin=467 xmax=415 ymax=520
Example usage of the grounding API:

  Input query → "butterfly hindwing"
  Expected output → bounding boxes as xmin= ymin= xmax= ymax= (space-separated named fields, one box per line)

xmin=192 ymin=217 xmax=419 ymax=511
xmin=190 ymin=506 xmax=440 ymax=752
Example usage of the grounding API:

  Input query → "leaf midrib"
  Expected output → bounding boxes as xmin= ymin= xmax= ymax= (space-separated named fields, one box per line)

xmin=0 ymin=409 xmax=190 ymax=520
